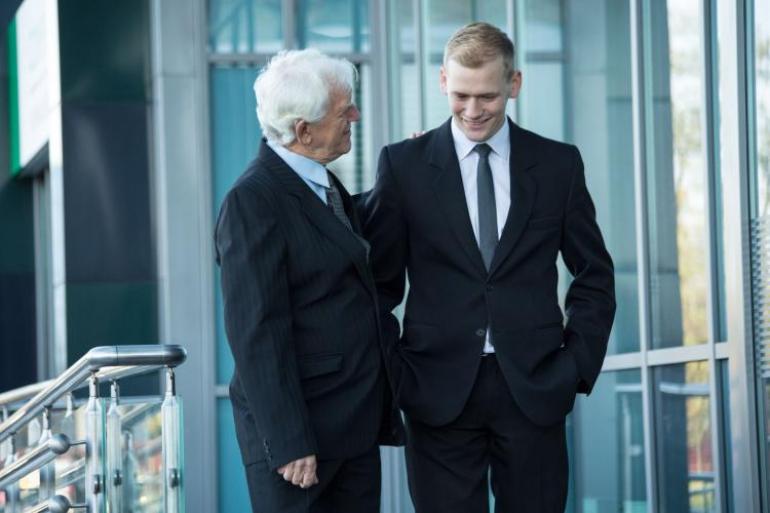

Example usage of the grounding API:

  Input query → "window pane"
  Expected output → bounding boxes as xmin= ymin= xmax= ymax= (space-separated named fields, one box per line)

xmin=654 ymin=361 xmax=715 ymax=513
xmin=574 ymin=369 xmax=647 ymax=513
xmin=210 ymin=66 xmax=262 ymax=385
xmin=522 ymin=0 xmax=562 ymax=52
xmin=208 ymin=0 xmax=282 ymax=54
xmin=646 ymin=0 xmax=709 ymax=348
xmin=752 ymin=2 xmax=770 ymax=508
xmin=297 ymin=0 xmax=370 ymax=52
xmin=754 ymin=0 xmax=770 ymax=217
xmin=217 ymin=399 xmax=251 ymax=512
xmin=526 ymin=0 xmax=639 ymax=354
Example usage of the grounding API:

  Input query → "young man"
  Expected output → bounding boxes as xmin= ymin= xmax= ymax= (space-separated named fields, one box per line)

xmin=363 ymin=23 xmax=616 ymax=513
xmin=216 ymin=49 xmax=402 ymax=513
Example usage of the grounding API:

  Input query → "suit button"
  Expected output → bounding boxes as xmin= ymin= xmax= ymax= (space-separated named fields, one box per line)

xmin=486 ymin=285 xmax=494 ymax=292
xmin=475 ymin=329 xmax=486 ymax=337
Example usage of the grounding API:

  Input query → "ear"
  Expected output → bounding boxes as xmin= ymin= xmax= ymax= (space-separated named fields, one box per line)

xmin=439 ymin=66 xmax=448 ymax=95
xmin=509 ymin=70 xmax=523 ymax=100
xmin=294 ymin=119 xmax=312 ymax=145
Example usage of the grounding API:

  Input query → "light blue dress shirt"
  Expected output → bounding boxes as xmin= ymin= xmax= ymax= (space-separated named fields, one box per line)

xmin=267 ymin=139 xmax=330 ymax=204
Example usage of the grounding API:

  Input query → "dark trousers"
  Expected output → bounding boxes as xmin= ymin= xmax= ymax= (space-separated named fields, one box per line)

xmin=404 ymin=355 xmax=569 ymax=513
xmin=245 ymin=445 xmax=381 ymax=513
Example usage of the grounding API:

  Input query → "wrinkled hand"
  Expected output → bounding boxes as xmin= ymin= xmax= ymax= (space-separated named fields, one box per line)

xmin=277 ymin=455 xmax=319 ymax=488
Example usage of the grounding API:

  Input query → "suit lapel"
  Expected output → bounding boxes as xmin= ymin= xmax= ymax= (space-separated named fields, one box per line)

xmin=428 ymin=121 xmax=488 ymax=277
xmin=488 ymin=121 xmax=537 ymax=276
xmin=257 ymin=142 xmax=373 ymax=291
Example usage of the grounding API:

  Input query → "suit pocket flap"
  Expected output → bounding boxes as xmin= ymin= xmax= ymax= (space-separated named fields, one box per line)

xmin=527 ymin=215 xmax=562 ymax=229
xmin=297 ymin=353 xmax=343 ymax=379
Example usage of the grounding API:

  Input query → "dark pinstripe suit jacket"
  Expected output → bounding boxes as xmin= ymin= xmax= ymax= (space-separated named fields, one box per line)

xmin=215 ymin=141 xmax=403 ymax=471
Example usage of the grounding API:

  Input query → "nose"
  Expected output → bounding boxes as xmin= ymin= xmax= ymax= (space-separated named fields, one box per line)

xmin=349 ymin=104 xmax=361 ymax=122
xmin=465 ymin=98 xmax=482 ymax=119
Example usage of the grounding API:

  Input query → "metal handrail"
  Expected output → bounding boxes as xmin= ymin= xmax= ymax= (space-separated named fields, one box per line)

xmin=0 ymin=365 xmax=160 ymax=410
xmin=0 ymin=434 xmax=70 ymax=489
xmin=0 ymin=345 xmax=186 ymax=443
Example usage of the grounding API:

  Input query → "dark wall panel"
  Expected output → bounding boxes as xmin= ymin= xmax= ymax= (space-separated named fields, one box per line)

xmin=61 ymin=102 xmax=154 ymax=283
xmin=0 ymin=180 xmax=36 ymax=391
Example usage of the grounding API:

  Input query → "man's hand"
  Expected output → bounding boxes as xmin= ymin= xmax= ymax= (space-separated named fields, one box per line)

xmin=277 ymin=455 xmax=319 ymax=488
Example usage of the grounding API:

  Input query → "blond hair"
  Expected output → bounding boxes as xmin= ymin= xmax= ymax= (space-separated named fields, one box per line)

xmin=443 ymin=22 xmax=515 ymax=81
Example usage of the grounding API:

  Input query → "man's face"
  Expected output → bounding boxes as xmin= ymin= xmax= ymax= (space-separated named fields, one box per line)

xmin=304 ymin=87 xmax=360 ymax=164
xmin=440 ymin=56 xmax=521 ymax=142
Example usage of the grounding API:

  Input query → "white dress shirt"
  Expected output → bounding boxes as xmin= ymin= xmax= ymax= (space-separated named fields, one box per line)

xmin=451 ymin=119 xmax=511 ymax=353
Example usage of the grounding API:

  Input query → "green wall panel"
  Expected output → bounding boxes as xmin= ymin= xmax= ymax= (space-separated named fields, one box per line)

xmin=66 ymin=281 xmax=158 ymax=364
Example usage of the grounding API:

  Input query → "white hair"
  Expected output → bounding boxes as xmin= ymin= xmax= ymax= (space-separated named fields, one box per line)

xmin=254 ymin=48 xmax=357 ymax=145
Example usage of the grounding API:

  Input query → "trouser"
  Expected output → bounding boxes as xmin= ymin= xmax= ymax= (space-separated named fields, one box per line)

xmin=405 ymin=355 xmax=569 ymax=513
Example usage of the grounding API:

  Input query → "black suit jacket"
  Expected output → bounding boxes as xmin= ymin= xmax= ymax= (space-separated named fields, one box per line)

xmin=215 ymin=141 xmax=403 ymax=471
xmin=362 ymin=119 xmax=616 ymax=427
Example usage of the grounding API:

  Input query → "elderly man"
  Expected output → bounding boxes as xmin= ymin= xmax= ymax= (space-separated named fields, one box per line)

xmin=215 ymin=49 xmax=402 ymax=513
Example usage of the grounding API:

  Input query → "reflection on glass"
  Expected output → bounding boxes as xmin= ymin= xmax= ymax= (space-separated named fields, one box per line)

xmin=522 ymin=0 xmax=562 ymax=53
xmin=654 ymin=361 xmax=714 ymax=513
xmin=755 ymin=0 xmax=770 ymax=217
xmin=424 ymin=2 xmax=472 ymax=128
xmin=574 ymin=370 xmax=646 ymax=513
xmin=647 ymin=0 xmax=709 ymax=348
xmin=208 ymin=0 xmax=283 ymax=54
xmin=522 ymin=0 xmax=639 ymax=354
xmin=298 ymin=0 xmax=370 ymax=52
xmin=392 ymin=0 xmax=421 ymax=138
xmin=118 ymin=399 xmax=164 ymax=513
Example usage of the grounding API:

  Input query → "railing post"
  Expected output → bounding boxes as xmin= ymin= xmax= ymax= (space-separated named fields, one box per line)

xmin=38 ymin=407 xmax=56 ymax=500
xmin=85 ymin=372 xmax=105 ymax=513
xmin=3 ymin=434 xmax=19 ymax=513
xmin=105 ymin=380 xmax=123 ymax=513
xmin=162 ymin=367 xmax=184 ymax=512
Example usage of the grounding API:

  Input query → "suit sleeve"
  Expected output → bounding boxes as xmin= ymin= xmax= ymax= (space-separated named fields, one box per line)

xmin=561 ymin=147 xmax=617 ymax=394
xmin=215 ymin=187 xmax=316 ymax=469
xmin=361 ymin=147 xmax=408 ymax=358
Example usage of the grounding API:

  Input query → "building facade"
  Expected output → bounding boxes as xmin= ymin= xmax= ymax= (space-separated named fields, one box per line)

xmin=1 ymin=1 xmax=768 ymax=512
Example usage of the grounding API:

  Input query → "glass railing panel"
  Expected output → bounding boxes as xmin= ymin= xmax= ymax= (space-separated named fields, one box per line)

xmin=53 ymin=400 xmax=97 ymax=508
xmin=119 ymin=398 xmax=163 ymax=513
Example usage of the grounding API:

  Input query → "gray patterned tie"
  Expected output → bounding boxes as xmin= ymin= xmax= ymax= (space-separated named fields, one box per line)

xmin=325 ymin=177 xmax=371 ymax=259
xmin=325 ymin=181 xmax=353 ymax=231
xmin=475 ymin=143 xmax=498 ymax=271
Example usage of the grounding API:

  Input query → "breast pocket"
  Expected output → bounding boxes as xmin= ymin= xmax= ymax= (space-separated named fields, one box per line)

xmin=527 ymin=215 xmax=562 ymax=230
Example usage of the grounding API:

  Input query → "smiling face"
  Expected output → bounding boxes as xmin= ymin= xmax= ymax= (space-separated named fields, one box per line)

xmin=440 ymin=56 xmax=521 ymax=142
xmin=292 ymin=86 xmax=360 ymax=165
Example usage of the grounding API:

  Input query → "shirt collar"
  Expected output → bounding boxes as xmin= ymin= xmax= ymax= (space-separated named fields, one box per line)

xmin=450 ymin=117 xmax=510 ymax=162
xmin=267 ymin=138 xmax=330 ymax=189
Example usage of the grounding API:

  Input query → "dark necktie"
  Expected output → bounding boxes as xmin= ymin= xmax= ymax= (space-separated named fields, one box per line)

xmin=325 ymin=177 xmax=371 ymax=259
xmin=325 ymin=181 xmax=353 ymax=231
xmin=475 ymin=143 xmax=498 ymax=271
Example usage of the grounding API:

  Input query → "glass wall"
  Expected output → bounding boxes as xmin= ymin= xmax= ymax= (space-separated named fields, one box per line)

xmin=201 ymin=1 xmax=754 ymax=512
xmin=574 ymin=370 xmax=646 ymax=513
xmin=751 ymin=0 xmax=770 ymax=510
xmin=645 ymin=0 xmax=709 ymax=350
